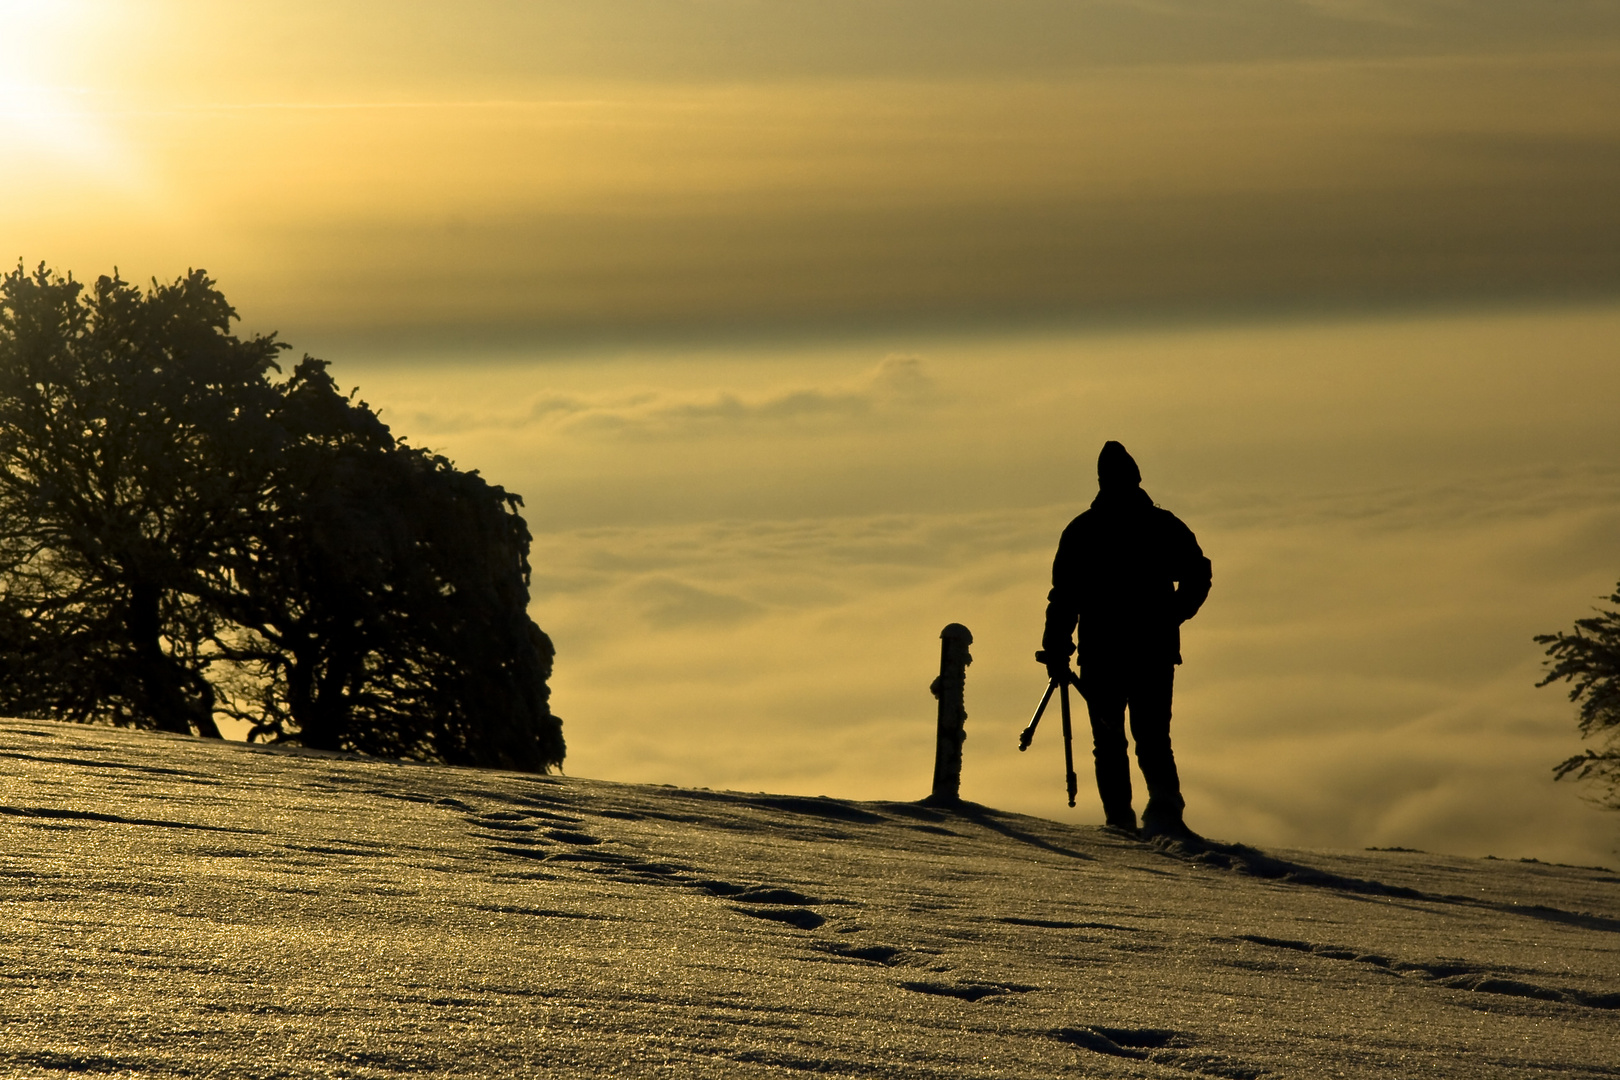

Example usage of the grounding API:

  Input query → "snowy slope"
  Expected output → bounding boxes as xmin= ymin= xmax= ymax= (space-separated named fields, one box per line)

xmin=1 ymin=717 xmax=1615 ymax=1079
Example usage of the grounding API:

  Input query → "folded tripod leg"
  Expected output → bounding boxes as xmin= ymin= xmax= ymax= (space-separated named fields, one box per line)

xmin=1018 ymin=679 xmax=1058 ymax=751
xmin=1022 ymin=650 xmax=1082 ymax=806
xmin=1059 ymin=675 xmax=1078 ymax=808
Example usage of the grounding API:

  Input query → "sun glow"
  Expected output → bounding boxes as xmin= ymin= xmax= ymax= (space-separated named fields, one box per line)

xmin=0 ymin=0 xmax=134 ymax=179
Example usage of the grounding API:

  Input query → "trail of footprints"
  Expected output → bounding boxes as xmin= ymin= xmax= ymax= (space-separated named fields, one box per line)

xmin=457 ymin=797 xmax=837 ymax=930
xmin=1048 ymin=1027 xmax=1264 ymax=1080
xmin=404 ymin=791 xmax=1620 ymax=1079
xmin=1236 ymin=934 xmax=1620 ymax=1011
xmin=454 ymin=795 xmax=1266 ymax=1080
xmin=246 ymin=786 xmax=1620 ymax=1079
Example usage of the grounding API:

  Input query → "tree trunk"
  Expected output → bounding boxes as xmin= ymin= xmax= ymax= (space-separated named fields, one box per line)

xmin=286 ymin=644 xmax=337 ymax=751
xmin=127 ymin=582 xmax=220 ymax=738
xmin=287 ymin=634 xmax=360 ymax=752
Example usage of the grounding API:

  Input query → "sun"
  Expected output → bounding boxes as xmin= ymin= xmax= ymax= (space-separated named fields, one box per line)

xmin=0 ymin=0 xmax=82 ymax=71
xmin=0 ymin=0 xmax=124 ymax=170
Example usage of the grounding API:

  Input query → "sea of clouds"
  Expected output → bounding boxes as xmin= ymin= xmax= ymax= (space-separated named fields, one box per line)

xmin=314 ymin=302 xmax=1620 ymax=868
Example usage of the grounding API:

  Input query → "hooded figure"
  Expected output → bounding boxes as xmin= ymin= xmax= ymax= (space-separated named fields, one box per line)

xmin=1042 ymin=441 xmax=1212 ymax=838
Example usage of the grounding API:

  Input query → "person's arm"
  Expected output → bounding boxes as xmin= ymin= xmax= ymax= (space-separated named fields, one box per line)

xmin=1172 ymin=522 xmax=1212 ymax=623
xmin=1041 ymin=523 xmax=1082 ymax=674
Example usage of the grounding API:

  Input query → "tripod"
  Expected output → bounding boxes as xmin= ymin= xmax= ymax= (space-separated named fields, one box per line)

xmin=1019 ymin=650 xmax=1081 ymax=807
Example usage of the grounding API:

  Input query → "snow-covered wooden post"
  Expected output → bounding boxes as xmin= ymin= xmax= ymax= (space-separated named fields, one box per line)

xmin=928 ymin=623 xmax=973 ymax=804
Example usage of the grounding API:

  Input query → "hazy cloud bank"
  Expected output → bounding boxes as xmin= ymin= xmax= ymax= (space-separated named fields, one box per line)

xmin=319 ymin=303 xmax=1620 ymax=866
xmin=8 ymin=7 xmax=1620 ymax=344
xmin=526 ymin=475 xmax=1620 ymax=867
xmin=401 ymin=355 xmax=935 ymax=439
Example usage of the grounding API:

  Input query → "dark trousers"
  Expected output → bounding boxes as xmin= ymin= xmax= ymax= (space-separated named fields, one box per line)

xmin=1079 ymin=663 xmax=1183 ymax=827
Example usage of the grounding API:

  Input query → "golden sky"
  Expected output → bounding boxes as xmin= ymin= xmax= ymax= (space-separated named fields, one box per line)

xmin=5 ymin=1 xmax=1620 ymax=862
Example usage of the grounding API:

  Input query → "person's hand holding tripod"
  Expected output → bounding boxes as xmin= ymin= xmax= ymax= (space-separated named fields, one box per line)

xmin=1022 ymin=648 xmax=1081 ymax=806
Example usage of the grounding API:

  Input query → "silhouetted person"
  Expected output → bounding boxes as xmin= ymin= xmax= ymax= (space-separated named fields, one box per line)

xmin=1042 ymin=442 xmax=1212 ymax=839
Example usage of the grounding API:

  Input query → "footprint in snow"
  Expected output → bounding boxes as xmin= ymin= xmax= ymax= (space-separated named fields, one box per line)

xmin=1234 ymin=934 xmax=1620 ymax=1010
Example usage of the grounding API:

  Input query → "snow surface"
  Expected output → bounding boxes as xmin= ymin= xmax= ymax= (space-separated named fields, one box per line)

xmin=1 ymin=718 xmax=1615 ymax=1078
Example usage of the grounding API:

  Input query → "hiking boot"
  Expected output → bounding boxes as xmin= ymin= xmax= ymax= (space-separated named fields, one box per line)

xmin=1141 ymin=816 xmax=1201 ymax=843
xmin=1102 ymin=806 xmax=1138 ymax=834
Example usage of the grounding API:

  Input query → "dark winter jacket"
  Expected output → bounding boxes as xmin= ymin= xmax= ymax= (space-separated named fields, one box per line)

xmin=1042 ymin=486 xmax=1212 ymax=668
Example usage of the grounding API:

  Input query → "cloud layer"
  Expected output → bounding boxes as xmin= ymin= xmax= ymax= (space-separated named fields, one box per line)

xmin=6 ymin=5 xmax=1620 ymax=343
xmin=327 ymin=304 xmax=1620 ymax=867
